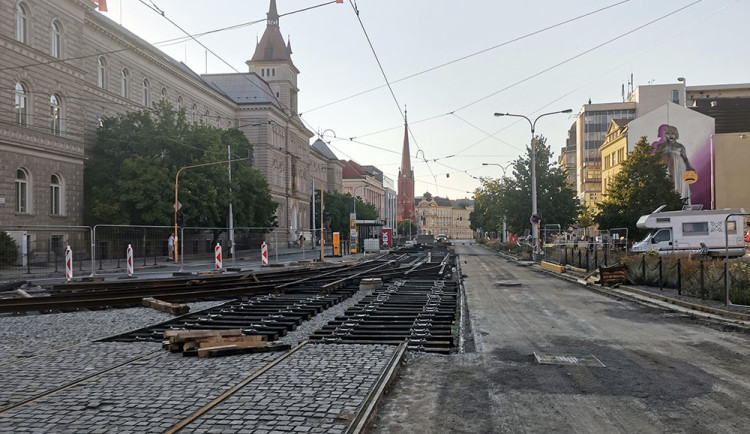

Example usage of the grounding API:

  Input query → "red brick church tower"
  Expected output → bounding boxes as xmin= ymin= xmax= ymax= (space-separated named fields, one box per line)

xmin=397 ymin=113 xmax=416 ymax=223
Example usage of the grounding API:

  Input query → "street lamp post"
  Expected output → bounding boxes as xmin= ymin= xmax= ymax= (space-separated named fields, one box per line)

xmin=493 ymin=109 xmax=572 ymax=259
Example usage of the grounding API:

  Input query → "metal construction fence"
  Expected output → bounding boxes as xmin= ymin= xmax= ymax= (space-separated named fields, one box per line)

xmin=0 ymin=225 xmax=307 ymax=280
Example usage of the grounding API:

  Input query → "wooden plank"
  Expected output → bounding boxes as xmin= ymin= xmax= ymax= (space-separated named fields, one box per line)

xmin=142 ymin=297 xmax=190 ymax=315
xmin=198 ymin=335 xmax=265 ymax=349
xmin=541 ymin=261 xmax=565 ymax=273
xmin=164 ymin=329 xmax=242 ymax=343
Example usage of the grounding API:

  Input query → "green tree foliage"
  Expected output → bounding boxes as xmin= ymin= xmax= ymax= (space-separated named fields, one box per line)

xmin=0 ymin=232 xmax=19 ymax=266
xmin=594 ymin=136 xmax=684 ymax=239
xmin=397 ymin=219 xmax=418 ymax=237
xmin=471 ymin=135 xmax=579 ymax=236
xmin=311 ymin=189 xmax=377 ymax=239
xmin=84 ymin=102 xmax=277 ymax=227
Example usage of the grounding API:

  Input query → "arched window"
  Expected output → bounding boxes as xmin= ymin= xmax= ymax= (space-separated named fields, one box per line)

xmin=16 ymin=3 xmax=27 ymax=43
xmin=161 ymin=87 xmax=167 ymax=101
xmin=50 ymin=20 xmax=62 ymax=58
xmin=50 ymin=174 xmax=62 ymax=215
xmin=49 ymin=94 xmax=61 ymax=135
xmin=204 ymin=110 xmax=210 ymax=124
xmin=97 ymin=56 xmax=107 ymax=88
xmin=191 ymin=103 xmax=197 ymax=123
xmin=177 ymin=96 xmax=183 ymax=111
xmin=142 ymin=78 xmax=150 ymax=107
xmin=121 ymin=68 xmax=129 ymax=98
xmin=15 ymin=169 xmax=30 ymax=213
xmin=14 ymin=82 xmax=28 ymax=126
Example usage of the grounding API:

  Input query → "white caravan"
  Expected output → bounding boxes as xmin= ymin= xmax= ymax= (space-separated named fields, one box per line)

xmin=631 ymin=206 xmax=747 ymax=257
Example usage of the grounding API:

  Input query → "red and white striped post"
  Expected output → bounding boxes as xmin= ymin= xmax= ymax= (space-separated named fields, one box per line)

xmin=215 ymin=243 xmax=222 ymax=270
xmin=126 ymin=244 xmax=134 ymax=277
xmin=65 ymin=245 xmax=73 ymax=281
xmin=261 ymin=242 xmax=268 ymax=266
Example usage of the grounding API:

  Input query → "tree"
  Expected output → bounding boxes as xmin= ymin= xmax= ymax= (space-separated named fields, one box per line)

xmin=311 ymin=189 xmax=377 ymax=239
xmin=397 ymin=219 xmax=417 ymax=237
xmin=84 ymin=102 xmax=277 ymax=227
xmin=595 ymin=136 xmax=684 ymax=239
xmin=471 ymin=135 xmax=579 ymax=237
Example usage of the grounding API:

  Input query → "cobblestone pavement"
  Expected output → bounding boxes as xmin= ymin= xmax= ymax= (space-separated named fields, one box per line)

xmin=0 ymin=341 xmax=397 ymax=433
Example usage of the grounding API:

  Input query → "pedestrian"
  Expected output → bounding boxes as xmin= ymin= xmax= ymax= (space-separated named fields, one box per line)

xmin=168 ymin=234 xmax=175 ymax=260
xmin=299 ymin=234 xmax=305 ymax=249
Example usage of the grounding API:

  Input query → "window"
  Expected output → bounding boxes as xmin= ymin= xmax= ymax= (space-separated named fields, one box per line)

xmin=142 ymin=78 xmax=150 ymax=107
xmin=15 ymin=169 xmax=30 ymax=213
xmin=49 ymin=94 xmax=61 ymax=135
xmin=50 ymin=20 xmax=62 ymax=58
xmin=50 ymin=174 xmax=62 ymax=215
xmin=16 ymin=3 xmax=27 ymax=43
xmin=121 ymin=68 xmax=129 ymax=97
xmin=177 ymin=96 xmax=183 ymax=111
xmin=161 ymin=87 xmax=167 ymax=101
xmin=672 ymin=90 xmax=680 ymax=104
xmin=14 ymin=82 xmax=28 ymax=126
xmin=653 ymin=229 xmax=672 ymax=243
xmin=204 ymin=110 xmax=210 ymax=124
xmin=191 ymin=103 xmax=197 ymax=123
xmin=97 ymin=56 xmax=107 ymax=88
xmin=683 ymin=222 xmax=709 ymax=236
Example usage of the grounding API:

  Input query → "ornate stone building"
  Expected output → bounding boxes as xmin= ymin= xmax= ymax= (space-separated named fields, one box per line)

xmin=1 ymin=0 xmax=336 ymax=245
xmin=415 ymin=194 xmax=474 ymax=240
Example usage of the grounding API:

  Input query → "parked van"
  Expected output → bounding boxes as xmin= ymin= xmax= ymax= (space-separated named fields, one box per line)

xmin=631 ymin=206 xmax=747 ymax=257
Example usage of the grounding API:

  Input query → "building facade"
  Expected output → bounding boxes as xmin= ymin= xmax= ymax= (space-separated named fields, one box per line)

xmin=1 ymin=0 xmax=340 ymax=246
xmin=600 ymin=119 xmax=630 ymax=199
xmin=415 ymin=194 xmax=474 ymax=240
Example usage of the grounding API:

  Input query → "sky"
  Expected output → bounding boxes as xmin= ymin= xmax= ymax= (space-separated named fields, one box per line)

xmin=99 ymin=0 xmax=748 ymax=200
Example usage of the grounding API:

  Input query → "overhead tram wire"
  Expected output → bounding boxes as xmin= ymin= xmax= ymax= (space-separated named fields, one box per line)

xmin=302 ymin=0 xmax=631 ymax=115
xmin=346 ymin=0 xmax=437 ymax=188
xmin=340 ymin=0 xmax=706 ymax=166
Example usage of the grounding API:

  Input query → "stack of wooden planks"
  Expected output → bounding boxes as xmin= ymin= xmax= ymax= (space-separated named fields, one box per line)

xmin=142 ymin=297 xmax=190 ymax=315
xmin=598 ymin=265 xmax=628 ymax=285
xmin=162 ymin=329 xmax=290 ymax=357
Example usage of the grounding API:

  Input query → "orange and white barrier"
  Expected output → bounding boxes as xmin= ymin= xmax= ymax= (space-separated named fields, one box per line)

xmin=126 ymin=244 xmax=134 ymax=276
xmin=65 ymin=246 xmax=73 ymax=281
xmin=261 ymin=242 xmax=268 ymax=266
xmin=215 ymin=243 xmax=222 ymax=270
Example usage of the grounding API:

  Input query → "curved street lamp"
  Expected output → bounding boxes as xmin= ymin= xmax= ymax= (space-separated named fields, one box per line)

xmin=493 ymin=109 xmax=572 ymax=258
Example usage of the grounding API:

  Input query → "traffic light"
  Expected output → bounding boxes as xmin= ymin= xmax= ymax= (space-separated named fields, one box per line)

xmin=177 ymin=211 xmax=185 ymax=226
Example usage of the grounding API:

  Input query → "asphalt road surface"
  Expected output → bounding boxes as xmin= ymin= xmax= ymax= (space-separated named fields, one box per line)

xmin=373 ymin=243 xmax=750 ymax=433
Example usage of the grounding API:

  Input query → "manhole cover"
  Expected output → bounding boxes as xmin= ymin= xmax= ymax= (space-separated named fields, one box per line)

xmin=494 ymin=280 xmax=522 ymax=287
xmin=533 ymin=352 xmax=605 ymax=367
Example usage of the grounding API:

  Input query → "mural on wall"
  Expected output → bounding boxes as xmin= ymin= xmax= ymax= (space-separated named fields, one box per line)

xmin=650 ymin=124 xmax=697 ymax=204
xmin=627 ymin=102 xmax=715 ymax=210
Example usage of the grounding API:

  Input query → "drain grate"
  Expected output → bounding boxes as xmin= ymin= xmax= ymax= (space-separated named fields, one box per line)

xmin=533 ymin=352 xmax=605 ymax=367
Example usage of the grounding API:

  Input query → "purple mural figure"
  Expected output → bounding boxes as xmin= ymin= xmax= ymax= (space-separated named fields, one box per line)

xmin=652 ymin=124 xmax=696 ymax=204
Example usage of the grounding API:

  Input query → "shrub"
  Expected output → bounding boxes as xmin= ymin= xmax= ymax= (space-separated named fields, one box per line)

xmin=0 ymin=232 xmax=19 ymax=266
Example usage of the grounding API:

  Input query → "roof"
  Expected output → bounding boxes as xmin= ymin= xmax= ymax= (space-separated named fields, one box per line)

xmin=342 ymin=160 xmax=368 ymax=179
xmin=250 ymin=0 xmax=293 ymax=64
xmin=202 ymin=73 xmax=277 ymax=107
xmin=311 ymin=138 xmax=338 ymax=160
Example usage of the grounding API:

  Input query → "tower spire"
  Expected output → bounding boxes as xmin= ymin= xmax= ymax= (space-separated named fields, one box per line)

xmin=397 ymin=107 xmax=416 ymax=223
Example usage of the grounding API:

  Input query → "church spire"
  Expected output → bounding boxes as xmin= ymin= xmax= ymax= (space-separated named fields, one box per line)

xmin=397 ymin=108 xmax=416 ymax=223
xmin=400 ymin=110 xmax=411 ymax=178
xmin=267 ymin=0 xmax=279 ymax=26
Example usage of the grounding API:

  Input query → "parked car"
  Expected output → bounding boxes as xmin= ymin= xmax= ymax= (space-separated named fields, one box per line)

xmin=436 ymin=234 xmax=448 ymax=243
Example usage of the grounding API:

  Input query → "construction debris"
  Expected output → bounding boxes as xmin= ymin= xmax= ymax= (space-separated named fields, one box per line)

xmin=142 ymin=297 xmax=190 ymax=315
xmin=598 ymin=265 xmax=628 ymax=285
xmin=162 ymin=329 xmax=274 ymax=358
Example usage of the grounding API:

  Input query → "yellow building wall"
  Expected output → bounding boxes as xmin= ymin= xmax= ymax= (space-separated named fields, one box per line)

xmin=715 ymin=133 xmax=750 ymax=212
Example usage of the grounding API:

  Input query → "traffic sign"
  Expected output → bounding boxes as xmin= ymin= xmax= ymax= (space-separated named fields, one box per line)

xmin=530 ymin=214 xmax=541 ymax=225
